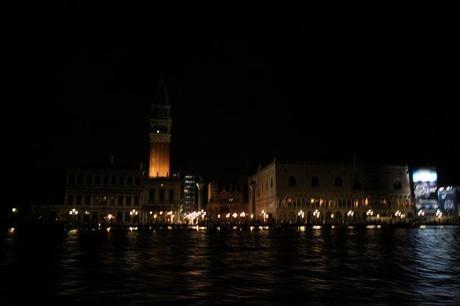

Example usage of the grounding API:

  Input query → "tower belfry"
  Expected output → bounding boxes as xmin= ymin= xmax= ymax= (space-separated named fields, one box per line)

xmin=148 ymin=81 xmax=172 ymax=178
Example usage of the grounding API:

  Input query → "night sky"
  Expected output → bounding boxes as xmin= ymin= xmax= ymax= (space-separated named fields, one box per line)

xmin=2 ymin=2 xmax=457 ymax=203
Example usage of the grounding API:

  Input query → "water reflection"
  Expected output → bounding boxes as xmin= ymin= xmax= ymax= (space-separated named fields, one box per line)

xmin=1 ymin=226 xmax=460 ymax=305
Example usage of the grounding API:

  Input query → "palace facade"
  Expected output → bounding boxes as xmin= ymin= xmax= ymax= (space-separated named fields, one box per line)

xmin=249 ymin=160 xmax=414 ymax=223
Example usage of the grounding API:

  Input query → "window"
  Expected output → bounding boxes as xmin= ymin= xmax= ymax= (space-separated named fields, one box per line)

xmin=77 ymin=175 xmax=83 ymax=184
xmin=87 ymin=175 xmax=93 ymax=185
xmin=76 ymin=195 xmax=82 ymax=205
xmin=111 ymin=176 xmax=117 ymax=185
xmin=353 ymin=180 xmax=361 ymax=190
xmin=126 ymin=197 xmax=131 ymax=206
xmin=134 ymin=196 xmax=139 ymax=206
xmin=288 ymin=176 xmax=296 ymax=187
xmin=127 ymin=177 xmax=133 ymax=185
xmin=394 ymin=180 xmax=402 ymax=190
xmin=159 ymin=189 xmax=165 ymax=202
xmin=271 ymin=178 xmax=273 ymax=189
xmin=68 ymin=174 xmax=75 ymax=185
xmin=135 ymin=177 xmax=140 ymax=185
xmin=103 ymin=176 xmax=109 ymax=184
xmin=85 ymin=196 xmax=91 ymax=205
xmin=119 ymin=176 xmax=125 ymax=185
xmin=169 ymin=190 xmax=174 ymax=203
xmin=118 ymin=196 xmax=123 ymax=206
xmin=67 ymin=195 xmax=74 ymax=205
xmin=149 ymin=190 xmax=155 ymax=203
xmin=95 ymin=176 xmax=101 ymax=184
xmin=334 ymin=177 xmax=343 ymax=187
xmin=311 ymin=176 xmax=319 ymax=187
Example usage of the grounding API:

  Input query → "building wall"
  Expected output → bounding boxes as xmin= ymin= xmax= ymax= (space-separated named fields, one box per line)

xmin=249 ymin=163 xmax=277 ymax=217
xmin=250 ymin=160 xmax=413 ymax=222
xmin=63 ymin=169 xmax=181 ymax=225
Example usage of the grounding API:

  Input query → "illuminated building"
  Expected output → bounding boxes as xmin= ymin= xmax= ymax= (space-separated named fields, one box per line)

xmin=249 ymin=159 xmax=413 ymax=223
xmin=206 ymin=182 xmax=248 ymax=217
xmin=182 ymin=175 xmax=196 ymax=212
xmin=34 ymin=81 xmax=181 ymax=225
xmin=149 ymin=82 xmax=171 ymax=178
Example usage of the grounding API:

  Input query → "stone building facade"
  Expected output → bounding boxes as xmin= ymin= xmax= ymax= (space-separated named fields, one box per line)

xmin=249 ymin=160 xmax=413 ymax=223
xmin=206 ymin=183 xmax=248 ymax=218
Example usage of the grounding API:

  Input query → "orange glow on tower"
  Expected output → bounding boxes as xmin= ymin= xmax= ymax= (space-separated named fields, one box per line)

xmin=149 ymin=81 xmax=172 ymax=178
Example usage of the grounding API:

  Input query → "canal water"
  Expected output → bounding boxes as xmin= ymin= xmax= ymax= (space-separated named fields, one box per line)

xmin=1 ymin=226 xmax=460 ymax=305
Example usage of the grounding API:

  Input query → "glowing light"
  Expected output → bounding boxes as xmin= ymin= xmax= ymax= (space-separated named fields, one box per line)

xmin=347 ymin=210 xmax=354 ymax=217
xmin=107 ymin=214 xmax=114 ymax=220
xmin=232 ymin=212 xmax=238 ymax=218
xmin=217 ymin=214 xmax=221 ymax=219
xmin=366 ymin=209 xmax=374 ymax=216
xmin=250 ymin=214 xmax=254 ymax=219
xmin=106 ymin=227 xmax=111 ymax=232
xmin=418 ymin=210 xmax=425 ymax=217
xmin=69 ymin=229 xmax=78 ymax=234
xmin=299 ymin=226 xmax=306 ymax=232
xmin=8 ymin=227 xmax=15 ymax=234
xmin=312 ymin=225 xmax=322 ymax=230
xmin=240 ymin=212 xmax=246 ymax=218
xmin=226 ymin=213 xmax=230 ymax=218
xmin=313 ymin=209 xmax=320 ymax=218
xmin=250 ymin=226 xmax=255 ymax=231
xmin=149 ymin=211 xmax=153 ymax=215
xmin=154 ymin=214 xmax=157 ymax=218
xmin=331 ymin=213 xmax=334 ymax=219
xmin=11 ymin=208 xmax=17 ymax=213
xmin=413 ymin=169 xmax=437 ymax=182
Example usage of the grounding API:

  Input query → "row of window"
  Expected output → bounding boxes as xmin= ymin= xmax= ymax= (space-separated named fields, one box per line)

xmin=68 ymin=174 xmax=141 ymax=186
xmin=148 ymin=189 xmax=175 ymax=203
xmin=287 ymin=176 xmax=402 ymax=190
xmin=67 ymin=195 xmax=140 ymax=206
xmin=281 ymin=197 xmax=411 ymax=209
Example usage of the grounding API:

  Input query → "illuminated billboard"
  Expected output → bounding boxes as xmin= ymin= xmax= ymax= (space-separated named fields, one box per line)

xmin=412 ymin=168 xmax=438 ymax=216
xmin=437 ymin=187 xmax=458 ymax=215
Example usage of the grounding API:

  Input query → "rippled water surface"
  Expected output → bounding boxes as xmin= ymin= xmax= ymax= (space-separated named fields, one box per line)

xmin=1 ymin=226 xmax=460 ymax=305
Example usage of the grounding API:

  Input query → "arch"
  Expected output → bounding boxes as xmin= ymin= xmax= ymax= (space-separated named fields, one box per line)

xmin=334 ymin=211 xmax=342 ymax=223
xmin=311 ymin=176 xmax=319 ymax=187
xmin=334 ymin=177 xmax=343 ymax=187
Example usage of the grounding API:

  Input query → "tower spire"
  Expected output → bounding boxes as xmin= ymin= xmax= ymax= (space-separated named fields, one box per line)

xmin=148 ymin=79 xmax=172 ymax=178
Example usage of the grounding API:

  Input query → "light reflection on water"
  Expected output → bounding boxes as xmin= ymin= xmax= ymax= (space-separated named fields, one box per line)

xmin=1 ymin=226 xmax=460 ymax=305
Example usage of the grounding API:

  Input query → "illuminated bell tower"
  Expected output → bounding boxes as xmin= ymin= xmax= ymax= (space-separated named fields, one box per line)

xmin=149 ymin=82 xmax=172 ymax=178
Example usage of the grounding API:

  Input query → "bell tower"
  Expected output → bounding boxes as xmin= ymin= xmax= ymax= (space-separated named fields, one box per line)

xmin=148 ymin=81 xmax=172 ymax=178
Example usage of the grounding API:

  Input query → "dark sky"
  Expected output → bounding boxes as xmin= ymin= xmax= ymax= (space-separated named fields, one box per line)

xmin=1 ymin=1 xmax=458 ymax=199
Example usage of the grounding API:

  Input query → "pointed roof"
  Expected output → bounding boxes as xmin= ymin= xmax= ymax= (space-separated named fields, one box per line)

xmin=153 ymin=78 xmax=170 ymax=105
